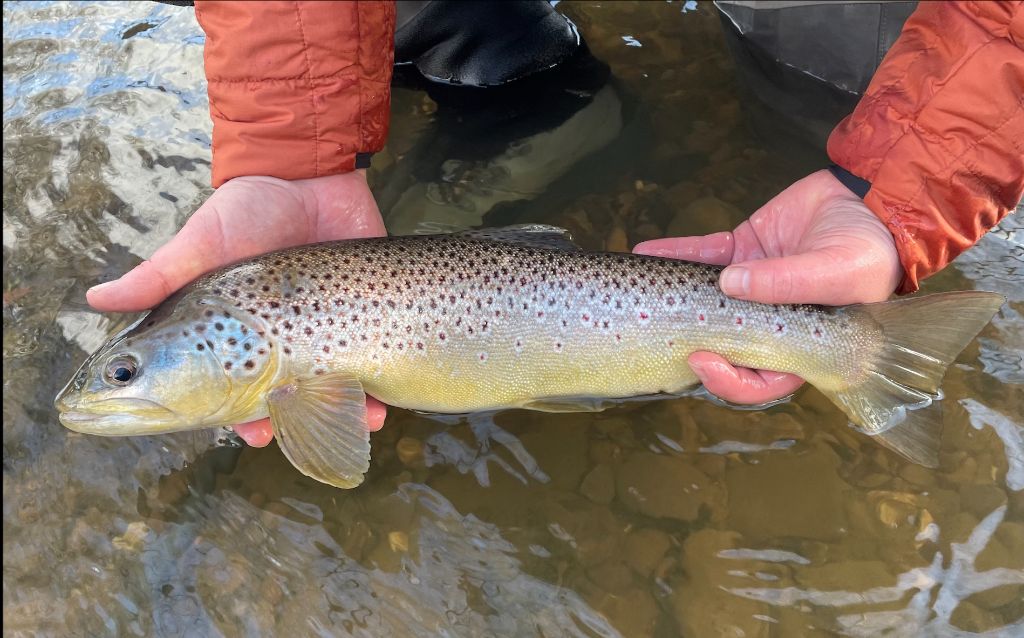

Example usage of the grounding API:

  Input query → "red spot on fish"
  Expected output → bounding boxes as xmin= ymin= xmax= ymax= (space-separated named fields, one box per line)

xmin=736 ymin=317 xmax=743 ymax=326
xmin=639 ymin=312 xmax=649 ymax=320
xmin=698 ymin=314 xmax=705 ymax=322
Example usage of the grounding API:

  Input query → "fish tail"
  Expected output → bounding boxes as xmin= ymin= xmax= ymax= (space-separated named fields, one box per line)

xmin=821 ymin=291 xmax=1004 ymax=467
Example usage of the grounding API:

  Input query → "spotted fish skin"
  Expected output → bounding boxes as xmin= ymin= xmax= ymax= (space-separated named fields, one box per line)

xmin=56 ymin=226 xmax=1005 ymax=483
xmin=189 ymin=229 xmax=877 ymax=414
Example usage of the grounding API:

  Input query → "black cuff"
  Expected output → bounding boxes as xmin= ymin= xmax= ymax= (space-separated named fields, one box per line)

xmin=828 ymin=164 xmax=871 ymax=199
xmin=355 ymin=152 xmax=373 ymax=170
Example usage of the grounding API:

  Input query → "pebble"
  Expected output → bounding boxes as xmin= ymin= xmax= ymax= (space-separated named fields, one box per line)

xmin=793 ymin=560 xmax=892 ymax=592
xmin=898 ymin=463 xmax=934 ymax=486
xmin=585 ymin=560 xmax=633 ymax=594
xmin=666 ymin=195 xmax=741 ymax=238
xmin=388 ymin=531 xmax=409 ymax=553
xmin=396 ymin=437 xmax=425 ymax=468
xmin=112 ymin=521 xmax=150 ymax=553
xmin=958 ymin=483 xmax=1007 ymax=519
xmin=604 ymin=224 xmax=629 ymax=253
xmin=950 ymin=600 xmax=1004 ymax=633
xmin=726 ymin=446 xmax=848 ymax=541
xmin=615 ymin=452 xmax=722 ymax=522
xmin=672 ymin=529 xmax=773 ymax=638
xmin=580 ymin=464 xmax=616 ymax=504
xmin=590 ymin=588 xmax=659 ymax=637
xmin=623 ymin=528 xmax=672 ymax=579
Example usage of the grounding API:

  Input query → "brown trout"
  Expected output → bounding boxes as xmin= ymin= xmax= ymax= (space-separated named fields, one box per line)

xmin=55 ymin=225 xmax=1004 ymax=488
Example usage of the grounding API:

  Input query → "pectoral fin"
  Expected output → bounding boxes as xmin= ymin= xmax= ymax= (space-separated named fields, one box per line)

xmin=266 ymin=373 xmax=371 ymax=489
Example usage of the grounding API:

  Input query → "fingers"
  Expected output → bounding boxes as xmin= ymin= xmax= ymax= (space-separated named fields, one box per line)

xmin=88 ymin=196 xmax=237 ymax=312
xmin=688 ymin=351 xmax=805 ymax=405
xmin=719 ymin=248 xmax=872 ymax=306
xmin=633 ymin=231 xmax=735 ymax=265
xmin=86 ymin=197 xmax=281 ymax=312
xmin=366 ymin=396 xmax=387 ymax=432
xmin=233 ymin=418 xmax=275 ymax=447
xmin=86 ymin=259 xmax=178 ymax=313
xmin=87 ymin=177 xmax=312 ymax=313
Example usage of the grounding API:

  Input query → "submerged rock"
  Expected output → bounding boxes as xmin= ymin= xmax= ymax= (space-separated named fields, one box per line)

xmin=671 ymin=529 xmax=775 ymax=638
xmin=579 ymin=463 xmax=615 ymax=505
xmin=615 ymin=452 xmax=723 ymax=522
xmin=726 ymin=446 xmax=849 ymax=541
xmin=666 ymin=195 xmax=741 ymax=238
xmin=623 ymin=528 xmax=672 ymax=579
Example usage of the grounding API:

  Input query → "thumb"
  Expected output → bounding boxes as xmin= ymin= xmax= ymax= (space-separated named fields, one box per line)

xmin=719 ymin=249 xmax=870 ymax=306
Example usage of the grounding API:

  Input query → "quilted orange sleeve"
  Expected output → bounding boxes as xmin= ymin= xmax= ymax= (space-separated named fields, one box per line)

xmin=828 ymin=1 xmax=1024 ymax=293
xmin=195 ymin=1 xmax=396 ymax=187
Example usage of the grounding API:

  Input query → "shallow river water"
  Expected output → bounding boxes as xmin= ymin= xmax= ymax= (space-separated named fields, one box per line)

xmin=4 ymin=2 xmax=1023 ymax=636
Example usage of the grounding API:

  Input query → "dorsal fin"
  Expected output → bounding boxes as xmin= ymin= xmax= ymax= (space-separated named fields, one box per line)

xmin=457 ymin=224 xmax=582 ymax=252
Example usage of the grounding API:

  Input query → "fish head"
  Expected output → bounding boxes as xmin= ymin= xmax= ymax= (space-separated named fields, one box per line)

xmin=55 ymin=287 xmax=277 ymax=435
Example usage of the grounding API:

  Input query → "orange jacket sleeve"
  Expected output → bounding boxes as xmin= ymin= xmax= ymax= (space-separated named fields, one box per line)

xmin=828 ymin=1 xmax=1024 ymax=294
xmin=194 ymin=1 xmax=395 ymax=188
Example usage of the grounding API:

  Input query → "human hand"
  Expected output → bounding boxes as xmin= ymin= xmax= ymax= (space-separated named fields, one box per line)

xmin=634 ymin=169 xmax=903 ymax=405
xmin=87 ymin=171 xmax=389 ymax=445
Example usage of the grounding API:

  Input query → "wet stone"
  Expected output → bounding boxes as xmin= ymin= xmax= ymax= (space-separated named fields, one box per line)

xmin=666 ymin=195 xmax=741 ymax=238
xmin=623 ymin=528 xmax=672 ymax=579
xmin=615 ymin=452 xmax=723 ymax=522
xmin=793 ymin=560 xmax=894 ymax=592
xmin=585 ymin=559 xmax=633 ymax=594
xmin=898 ymin=463 xmax=934 ymax=487
xmin=588 ymin=439 xmax=621 ymax=465
xmin=591 ymin=588 xmax=659 ymax=638
xmin=968 ymin=584 xmax=1023 ymax=613
xmin=604 ymin=224 xmax=628 ymax=253
xmin=950 ymin=600 xmax=1004 ymax=633
xmin=579 ymin=463 xmax=615 ymax=505
xmin=958 ymin=483 xmax=1007 ymax=519
xmin=112 ymin=521 xmax=151 ymax=553
xmin=726 ymin=445 xmax=848 ymax=541
xmin=672 ymin=529 xmax=773 ymax=638
xmin=388 ymin=530 xmax=410 ymax=553
xmin=396 ymin=436 xmax=426 ymax=469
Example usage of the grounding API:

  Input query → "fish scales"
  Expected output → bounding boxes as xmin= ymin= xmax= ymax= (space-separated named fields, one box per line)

xmin=56 ymin=226 xmax=1005 ymax=487
xmin=201 ymin=233 xmax=871 ymax=413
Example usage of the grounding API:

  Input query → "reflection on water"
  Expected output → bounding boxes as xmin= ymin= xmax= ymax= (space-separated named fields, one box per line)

xmin=4 ymin=1 xmax=1022 ymax=636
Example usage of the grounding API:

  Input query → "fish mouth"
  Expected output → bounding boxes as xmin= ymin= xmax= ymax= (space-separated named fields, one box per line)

xmin=57 ymin=400 xmax=181 ymax=435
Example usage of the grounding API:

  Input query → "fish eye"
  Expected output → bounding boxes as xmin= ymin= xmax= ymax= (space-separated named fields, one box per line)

xmin=105 ymin=357 xmax=138 ymax=386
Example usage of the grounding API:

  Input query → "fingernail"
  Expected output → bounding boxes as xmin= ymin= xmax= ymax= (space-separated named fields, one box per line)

xmin=720 ymin=267 xmax=749 ymax=296
xmin=88 ymin=280 xmax=116 ymax=294
xmin=689 ymin=359 xmax=708 ymax=380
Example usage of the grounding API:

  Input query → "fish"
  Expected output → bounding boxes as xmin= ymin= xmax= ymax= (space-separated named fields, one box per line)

xmin=55 ymin=225 xmax=1005 ymax=488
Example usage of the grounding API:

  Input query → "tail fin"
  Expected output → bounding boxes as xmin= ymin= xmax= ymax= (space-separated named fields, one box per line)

xmin=821 ymin=291 xmax=1004 ymax=467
